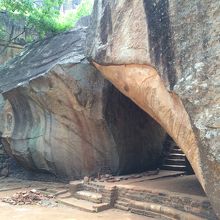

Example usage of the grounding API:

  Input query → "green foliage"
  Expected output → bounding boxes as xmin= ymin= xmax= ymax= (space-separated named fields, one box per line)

xmin=0 ymin=0 xmax=65 ymax=37
xmin=0 ymin=0 xmax=94 ymax=39
xmin=25 ymin=34 xmax=34 ymax=43
xmin=60 ymin=0 xmax=94 ymax=28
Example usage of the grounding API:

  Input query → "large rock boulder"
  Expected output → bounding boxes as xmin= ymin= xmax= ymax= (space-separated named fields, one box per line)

xmin=169 ymin=0 xmax=220 ymax=215
xmin=0 ymin=28 xmax=165 ymax=178
xmin=88 ymin=0 xmax=220 ymax=217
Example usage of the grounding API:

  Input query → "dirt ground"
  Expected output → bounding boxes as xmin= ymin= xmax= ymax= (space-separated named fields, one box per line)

xmin=0 ymin=202 xmax=154 ymax=220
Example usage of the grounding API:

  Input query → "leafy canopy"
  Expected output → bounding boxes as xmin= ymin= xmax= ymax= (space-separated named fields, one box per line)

xmin=0 ymin=0 xmax=94 ymax=38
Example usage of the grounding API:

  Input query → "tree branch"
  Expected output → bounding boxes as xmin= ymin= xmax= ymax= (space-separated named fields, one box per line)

xmin=0 ymin=25 xmax=26 ymax=56
xmin=0 ymin=23 xmax=15 ymax=55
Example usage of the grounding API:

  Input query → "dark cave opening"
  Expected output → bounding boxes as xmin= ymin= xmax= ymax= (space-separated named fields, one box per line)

xmin=104 ymin=83 xmax=194 ymax=176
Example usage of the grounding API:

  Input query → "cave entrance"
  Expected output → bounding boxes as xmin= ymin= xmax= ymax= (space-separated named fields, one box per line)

xmin=105 ymin=84 xmax=194 ymax=177
xmin=104 ymin=85 xmax=206 ymax=203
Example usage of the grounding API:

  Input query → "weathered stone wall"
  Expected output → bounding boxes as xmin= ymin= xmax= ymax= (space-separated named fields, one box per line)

xmin=115 ymin=186 xmax=216 ymax=219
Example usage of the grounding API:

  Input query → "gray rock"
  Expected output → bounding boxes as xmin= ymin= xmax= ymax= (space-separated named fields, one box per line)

xmin=88 ymin=0 xmax=220 ymax=218
xmin=87 ymin=0 xmax=151 ymax=65
xmin=170 ymin=0 xmax=220 ymax=216
xmin=0 ymin=28 xmax=87 ymax=93
xmin=0 ymin=29 xmax=165 ymax=179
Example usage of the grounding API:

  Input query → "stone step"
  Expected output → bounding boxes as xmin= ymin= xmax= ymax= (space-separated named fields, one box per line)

xmin=58 ymin=197 xmax=110 ymax=213
xmin=116 ymin=197 xmax=131 ymax=202
xmin=168 ymin=153 xmax=186 ymax=159
xmin=115 ymin=200 xmax=129 ymax=207
xmin=170 ymin=148 xmax=184 ymax=154
xmin=69 ymin=181 xmax=83 ymax=194
xmin=74 ymin=190 xmax=102 ymax=204
xmin=161 ymin=165 xmax=186 ymax=171
xmin=114 ymin=201 xmax=130 ymax=211
xmin=164 ymin=158 xmax=186 ymax=166
xmin=131 ymin=208 xmax=172 ymax=220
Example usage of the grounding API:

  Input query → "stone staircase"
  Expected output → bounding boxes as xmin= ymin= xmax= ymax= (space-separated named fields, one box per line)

xmin=57 ymin=181 xmax=116 ymax=213
xmin=161 ymin=144 xmax=187 ymax=172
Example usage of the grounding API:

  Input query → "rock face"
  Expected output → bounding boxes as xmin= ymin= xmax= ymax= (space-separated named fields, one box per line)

xmin=0 ymin=12 xmax=32 ymax=65
xmin=0 ymin=95 xmax=9 ymax=172
xmin=88 ymin=0 xmax=220 ymax=217
xmin=0 ymin=28 xmax=165 ymax=178
xmin=87 ymin=0 xmax=150 ymax=65
xmin=169 ymin=0 xmax=220 ymax=215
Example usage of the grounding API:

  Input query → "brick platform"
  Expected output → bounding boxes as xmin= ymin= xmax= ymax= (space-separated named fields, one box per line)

xmin=66 ymin=172 xmax=217 ymax=219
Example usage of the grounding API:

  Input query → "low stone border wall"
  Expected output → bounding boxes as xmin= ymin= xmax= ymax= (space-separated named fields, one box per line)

xmin=75 ymin=181 xmax=217 ymax=219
